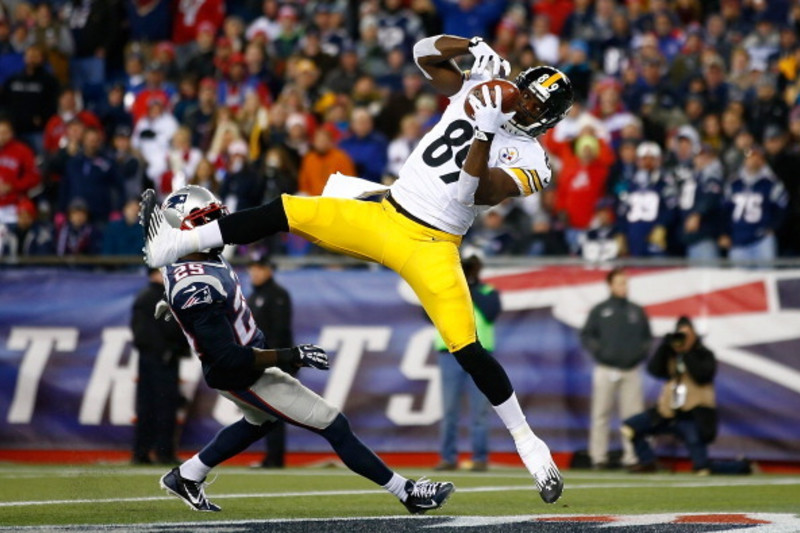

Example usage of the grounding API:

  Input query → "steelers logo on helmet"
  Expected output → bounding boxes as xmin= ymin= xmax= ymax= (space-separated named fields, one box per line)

xmin=503 ymin=66 xmax=574 ymax=139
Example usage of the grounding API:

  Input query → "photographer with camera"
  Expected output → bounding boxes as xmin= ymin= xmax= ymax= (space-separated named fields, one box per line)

xmin=622 ymin=316 xmax=752 ymax=475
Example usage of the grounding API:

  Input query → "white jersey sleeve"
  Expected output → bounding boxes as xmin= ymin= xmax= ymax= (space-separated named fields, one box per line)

xmin=390 ymin=76 xmax=551 ymax=235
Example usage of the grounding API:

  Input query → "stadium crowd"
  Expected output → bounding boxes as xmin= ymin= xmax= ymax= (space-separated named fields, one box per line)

xmin=0 ymin=0 xmax=799 ymax=262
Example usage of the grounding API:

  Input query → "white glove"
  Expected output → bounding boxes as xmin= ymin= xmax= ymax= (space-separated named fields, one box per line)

xmin=468 ymin=37 xmax=510 ymax=78
xmin=468 ymin=84 xmax=516 ymax=135
xmin=154 ymin=299 xmax=174 ymax=322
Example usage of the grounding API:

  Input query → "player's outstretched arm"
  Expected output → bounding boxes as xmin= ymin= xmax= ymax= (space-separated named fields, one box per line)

xmin=253 ymin=344 xmax=330 ymax=372
xmin=414 ymin=35 xmax=509 ymax=96
xmin=457 ymin=85 xmax=520 ymax=206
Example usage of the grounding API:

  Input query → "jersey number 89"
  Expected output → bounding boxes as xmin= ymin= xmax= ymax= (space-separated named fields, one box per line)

xmin=421 ymin=119 xmax=474 ymax=184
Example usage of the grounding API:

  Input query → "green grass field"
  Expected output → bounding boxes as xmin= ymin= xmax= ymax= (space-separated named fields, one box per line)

xmin=1 ymin=464 xmax=798 ymax=530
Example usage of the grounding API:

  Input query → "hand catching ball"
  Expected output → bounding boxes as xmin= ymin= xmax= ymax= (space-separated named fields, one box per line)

xmin=464 ymin=79 xmax=521 ymax=120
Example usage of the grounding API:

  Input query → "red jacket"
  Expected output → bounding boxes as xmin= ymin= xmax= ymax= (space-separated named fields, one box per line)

xmin=43 ymin=111 xmax=103 ymax=153
xmin=552 ymin=138 xmax=615 ymax=230
xmin=172 ymin=0 xmax=225 ymax=45
xmin=0 ymin=139 xmax=40 ymax=207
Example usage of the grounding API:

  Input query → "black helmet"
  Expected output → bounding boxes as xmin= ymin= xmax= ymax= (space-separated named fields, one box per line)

xmin=505 ymin=66 xmax=574 ymax=139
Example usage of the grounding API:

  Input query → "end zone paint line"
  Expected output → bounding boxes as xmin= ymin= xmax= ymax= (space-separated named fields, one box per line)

xmin=2 ymin=478 xmax=800 ymax=508
xmin=3 ymin=513 xmax=800 ymax=533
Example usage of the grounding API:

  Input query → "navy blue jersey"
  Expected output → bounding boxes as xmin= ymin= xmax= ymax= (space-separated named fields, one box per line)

xmin=676 ymin=159 xmax=724 ymax=245
xmin=163 ymin=256 xmax=266 ymax=390
xmin=616 ymin=169 xmax=677 ymax=256
xmin=723 ymin=168 xmax=788 ymax=246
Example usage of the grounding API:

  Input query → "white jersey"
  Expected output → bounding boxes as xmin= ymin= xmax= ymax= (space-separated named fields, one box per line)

xmin=390 ymin=76 xmax=552 ymax=235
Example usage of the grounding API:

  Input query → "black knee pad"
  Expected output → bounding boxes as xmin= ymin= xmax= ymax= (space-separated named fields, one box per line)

xmin=452 ymin=342 xmax=513 ymax=406
xmin=452 ymin=342 xmax=486 ymax=373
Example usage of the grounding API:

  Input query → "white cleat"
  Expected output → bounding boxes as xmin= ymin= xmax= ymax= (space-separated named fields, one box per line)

xmin=140 ymin=189 xmax=184 ymax=268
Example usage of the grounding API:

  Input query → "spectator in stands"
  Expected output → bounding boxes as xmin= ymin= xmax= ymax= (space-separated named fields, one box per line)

xmin=376 ymin=67 xmax=425 ymax=140
xmin=59 ymin=127 xmax=121 ymax=224
xmin=131 ymin=63 xmax=176 ymax=124
xmin=554 ymin=133 xmax=615 ymax=253
xmin=111 ymin=125 xmax=144 ymax=200
xmin=581 ymin=197 xmax=622 ymax=262
xmin=581 ymin=267 xmax=651 ymax=470
xmin=623 ymin=316 xmax=752 ymax=475
xmin=126 ymin=0 xmax=173 ymax=44
xmin=43 ymin=88 xmax=102 ymax=155
xmin=0 ymin=44 xmax=59 ymax=153
xmin=56 ymin=197 xmax=100 ymax=256
xmin=678 ymin=144 xmax=724 ymax=262
xmin=102 ymin=197 xmax=144 ymax=256
xmin=172 ymin=0 xmax=224 ymax=66
xmin=0 ymin=119 xmax=40 ymax=226
xmin=617 ymin=142 xmax=677 ymax=257
xmin=434 ymin=250 xmax=498 ymax=473
xmin=245 ymin=0 xmax=280 ymax=42
xmin=298 ymin=127 xmax=355 ymax=197
xmin=0 ymin=198 xmax=54 ymax=258
xmin=131 ymin=267 xmax=189 ymax=465
xmin=163 ymin=126 xmax=202 ymax=196
xmin=561 ymin=40 xmax=593 ymax=103
xmin=25 ymin=3 xmax=73 ymax=85
xmin=387 ymin=115 xmax=422 ymax=180
xmin=183 ymin=21 xmax=217 ymax=80
xmin=63 ymin=0 xmax=114 ymax=95
xmin=313 ymin=3 xmax=352 ymax=59
xmin=132 ymin=96 xmax=179 ymax=193
xmin=720 ymin=146 xmax=788 ymax=264
xmin=271 ymin=5 xmax=302 ymax=64
xmin=219 ymin=140 xmax=265 ymax=213
xmin=276 ymin=111 xmax=309 ymax=169
xmin=339 ymin=108 xmax=388 ymax=184
xmin=530 ymin=14 xmax=560 ymax=65
xmin=764 ymin=126 xmax=800 ymax=257
xmin=323 ymin=44 xmax=363 ymax=96
xmin=184 ymin=77 xmax=218 ymax=151
xmin=262 ymin=147 xmax=298 ymax=201
xmin=95 ymin=83 xmax=132 ymax=143
xmin=171 ymin=76 xmax=199 ymax=125
xmin=748 ymin=74 xmax=789 ymax=143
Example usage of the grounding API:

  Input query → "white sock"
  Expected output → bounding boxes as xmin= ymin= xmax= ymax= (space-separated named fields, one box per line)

xmin=493 ymin=395 xmax=553 ymax=476
xmin=196 ymin=220 xmax=224 ymax=251
xmin=179 ymin=454 xmax=212 ymax=482
xmin=383 ymin=472 xmax=410 ymax=501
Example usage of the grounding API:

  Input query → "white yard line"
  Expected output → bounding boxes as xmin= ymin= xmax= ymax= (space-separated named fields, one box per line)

xmin=1 ymin=478 xmax=799 ymax=508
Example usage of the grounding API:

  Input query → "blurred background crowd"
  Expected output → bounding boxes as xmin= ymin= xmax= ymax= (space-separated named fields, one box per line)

xmin=0 ymin=0 xmax=799 ymax=262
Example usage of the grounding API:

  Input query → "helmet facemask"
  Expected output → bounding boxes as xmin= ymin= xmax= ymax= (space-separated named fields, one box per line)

xmin=162 ymin=185 xmax=229 ymax=254
xmin=504 ymin=66 xmax=574 ymax=139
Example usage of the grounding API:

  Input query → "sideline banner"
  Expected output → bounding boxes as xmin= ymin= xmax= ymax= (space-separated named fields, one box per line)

xmin=1 ymin=266 xmax=799 ymax=461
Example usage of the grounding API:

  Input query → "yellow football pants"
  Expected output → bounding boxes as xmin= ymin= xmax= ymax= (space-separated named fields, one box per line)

xmin=282 ymin=194 xmax=476 ymax=352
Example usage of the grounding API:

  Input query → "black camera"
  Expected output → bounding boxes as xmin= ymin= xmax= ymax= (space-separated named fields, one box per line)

xmin=666 ymin=332 xmax=687 ymax=345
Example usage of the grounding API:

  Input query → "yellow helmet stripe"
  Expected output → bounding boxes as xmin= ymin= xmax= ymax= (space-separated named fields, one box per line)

xmin=541 ymin=72 xmax=563 ymax=88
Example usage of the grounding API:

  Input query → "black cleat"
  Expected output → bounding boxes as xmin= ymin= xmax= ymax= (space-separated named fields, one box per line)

xmin=402 ymin=477 xmax=455 ymax=514
xmin=159 ymin=467 xmax=221 ymax=512
xmin=534 ymin=462 xmax=564 ymax=504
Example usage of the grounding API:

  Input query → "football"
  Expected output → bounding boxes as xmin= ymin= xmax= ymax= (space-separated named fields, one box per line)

xmin=464 ymin=79 xmax=521 ymax=119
